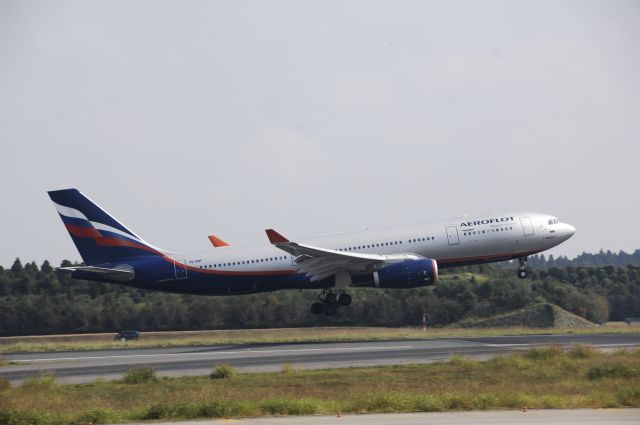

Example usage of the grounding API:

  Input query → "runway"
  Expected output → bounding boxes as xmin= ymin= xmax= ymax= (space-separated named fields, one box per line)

xmin=1 ymin=333 xmax=639 ymax=383
xmin=121 ymin=409 xmax=640 ymax=425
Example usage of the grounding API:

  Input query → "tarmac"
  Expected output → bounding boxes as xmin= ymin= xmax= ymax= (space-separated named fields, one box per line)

xmin=2 ymin=332 xmax=639 ymax=383
xmin=115 ymin=409 xmax=640 ymax=425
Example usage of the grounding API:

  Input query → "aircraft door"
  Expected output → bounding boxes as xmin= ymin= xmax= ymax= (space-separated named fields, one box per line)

xmin=445 ymin=226 xmax=460 ymax=246
xmin=519 ymin=217 xmax=534 ymax=236
xmin=174 ymin=260 xmax=188 ymax=280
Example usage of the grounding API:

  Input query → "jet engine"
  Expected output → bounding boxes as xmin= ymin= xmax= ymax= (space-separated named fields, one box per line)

xmin=372 ymin=258 xmax=438 ymax=288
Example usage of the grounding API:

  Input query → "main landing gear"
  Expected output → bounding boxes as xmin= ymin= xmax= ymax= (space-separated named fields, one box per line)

xmin=310 ymin=289 xmax=352 ymax=316
xmin=517 ymin=256 xmax=528 ymax=279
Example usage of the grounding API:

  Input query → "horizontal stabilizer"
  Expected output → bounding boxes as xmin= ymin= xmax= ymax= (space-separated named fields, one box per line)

xmin=59 ymin=265 xmax=134 ymax=282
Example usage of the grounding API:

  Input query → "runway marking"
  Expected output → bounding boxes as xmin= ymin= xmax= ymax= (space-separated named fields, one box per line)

xmin=13 ymin=342 xmax=640 ymax=364
xmin=481 ymin=342 xmax=640 ymax=347
xmin=13 ymin=345 xmax=416 ymax=363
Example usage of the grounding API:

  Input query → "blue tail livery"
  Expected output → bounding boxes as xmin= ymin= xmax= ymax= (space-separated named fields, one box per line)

xmin=48 ymin=189 xmax=165 ymax=265
xmin=48 ymin=189 xmax=575 ymax=316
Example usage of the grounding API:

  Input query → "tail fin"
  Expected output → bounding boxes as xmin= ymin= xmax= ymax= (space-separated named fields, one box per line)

xmin=48 ymin=189 xmax=165 ymax=265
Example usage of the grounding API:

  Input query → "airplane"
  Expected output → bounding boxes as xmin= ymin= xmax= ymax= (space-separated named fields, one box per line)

xmin=48 ymin=189 xmax=576 ymax=316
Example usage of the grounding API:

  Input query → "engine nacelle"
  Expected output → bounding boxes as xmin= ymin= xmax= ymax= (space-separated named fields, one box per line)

xmin=373 ymin=258 xmax=438 ymax=288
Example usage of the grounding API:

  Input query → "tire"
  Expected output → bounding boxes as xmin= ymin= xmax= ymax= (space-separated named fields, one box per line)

xmin=324 ymin=293 xmax=337 ymax=304
xmin=518 ymin=270 xmax=528 ymax=279
xmin=338 ymin=293 xmax=352 ymax=306
xmin=310 ymin=302 xmax=324 ymax=315
xmin=323 ymin=302 xmax=338 ymax=316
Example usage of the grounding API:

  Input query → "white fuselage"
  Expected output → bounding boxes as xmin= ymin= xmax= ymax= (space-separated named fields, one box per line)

xmin=180 ymin=212 xmax=575 ymax=273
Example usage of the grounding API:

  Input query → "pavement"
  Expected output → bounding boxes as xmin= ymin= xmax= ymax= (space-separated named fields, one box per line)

xmin=115 ymin=409 xmax=640 ymax=425
xmin=1 ymin=333 xmax=639 ymax=383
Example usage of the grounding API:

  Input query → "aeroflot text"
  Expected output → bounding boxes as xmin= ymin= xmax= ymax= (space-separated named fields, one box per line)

xmin=460 ymin=217 xmax=515 ymax=227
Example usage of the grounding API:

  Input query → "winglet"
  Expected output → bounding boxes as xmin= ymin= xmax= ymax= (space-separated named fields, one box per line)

xmin=265 ymin=228 xmax=289 ymax=244
xmin=208 ymin=235 xmax=230 ymax=248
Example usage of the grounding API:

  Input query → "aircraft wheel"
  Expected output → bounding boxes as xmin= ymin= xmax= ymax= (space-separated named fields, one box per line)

xmin=310 ymin=302 xmax=324 ymax=315
xmin=323 ymin=302 xmax=338 ymax=316
xmin=518 ymin=270 xmax=528 ymax=279
xmin=324 ymin=292 xmax=337 ymax=304
xmin=338 ymin=293 xmax=352 ymax=306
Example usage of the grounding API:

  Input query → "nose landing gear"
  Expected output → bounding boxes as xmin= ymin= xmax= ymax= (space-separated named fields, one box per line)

xmin=310 ymin=289 xmax=352 ymax=315
xmin=517 ymin=257 xmax=528 ymax=279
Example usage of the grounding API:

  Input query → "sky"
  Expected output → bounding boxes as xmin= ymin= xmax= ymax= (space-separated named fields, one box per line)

xmin=0 ymin=0 xmax=639 ymax=267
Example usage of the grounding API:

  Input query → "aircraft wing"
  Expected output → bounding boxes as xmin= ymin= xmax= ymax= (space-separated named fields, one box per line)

xmin=265 ymin=229 xmax=386 ymax=282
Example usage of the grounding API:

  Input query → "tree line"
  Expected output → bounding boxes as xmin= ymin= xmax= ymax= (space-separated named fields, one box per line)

xmin=0 ymin=254 xmax=639 ymax=336
xmin=522 ymin=249 xmax=640 ymax=270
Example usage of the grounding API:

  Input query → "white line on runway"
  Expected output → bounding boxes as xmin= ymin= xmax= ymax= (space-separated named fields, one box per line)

xmin=14 ymin=345 xmax=417 ymax=363
xmin=482 ymin=342 xmax=640 ymax=347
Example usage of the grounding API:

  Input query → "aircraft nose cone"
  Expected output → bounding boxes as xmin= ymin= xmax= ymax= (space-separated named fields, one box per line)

xmin=564 ymin=223 xmax=576 ymax=238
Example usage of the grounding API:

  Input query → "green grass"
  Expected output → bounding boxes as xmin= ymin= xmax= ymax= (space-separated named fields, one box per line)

xmin=209 ymin=364 xmax=237 ymax=379
xmin=1 ymin=347 xmax=639 ymax=424
xmin=1 ymin=325 xmax=638 ymax=354
xmin=122 ymin=368 xmax=158 ymax=384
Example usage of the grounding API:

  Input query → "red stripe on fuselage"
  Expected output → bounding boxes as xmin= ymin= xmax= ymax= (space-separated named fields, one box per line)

xmin=149 ymin=251 xmax=297 ymax=277
xmin=170 ymin=250 xmax=541 ymax=279
xmin=437 ymin=249 xmax=540 ymax=264
xmin=184 ymin=265 xmax=298 ymax=276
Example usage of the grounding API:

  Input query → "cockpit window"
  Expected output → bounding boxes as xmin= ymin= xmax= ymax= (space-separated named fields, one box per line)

xmin=548 ymin=219 xmax=553 ymax=225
